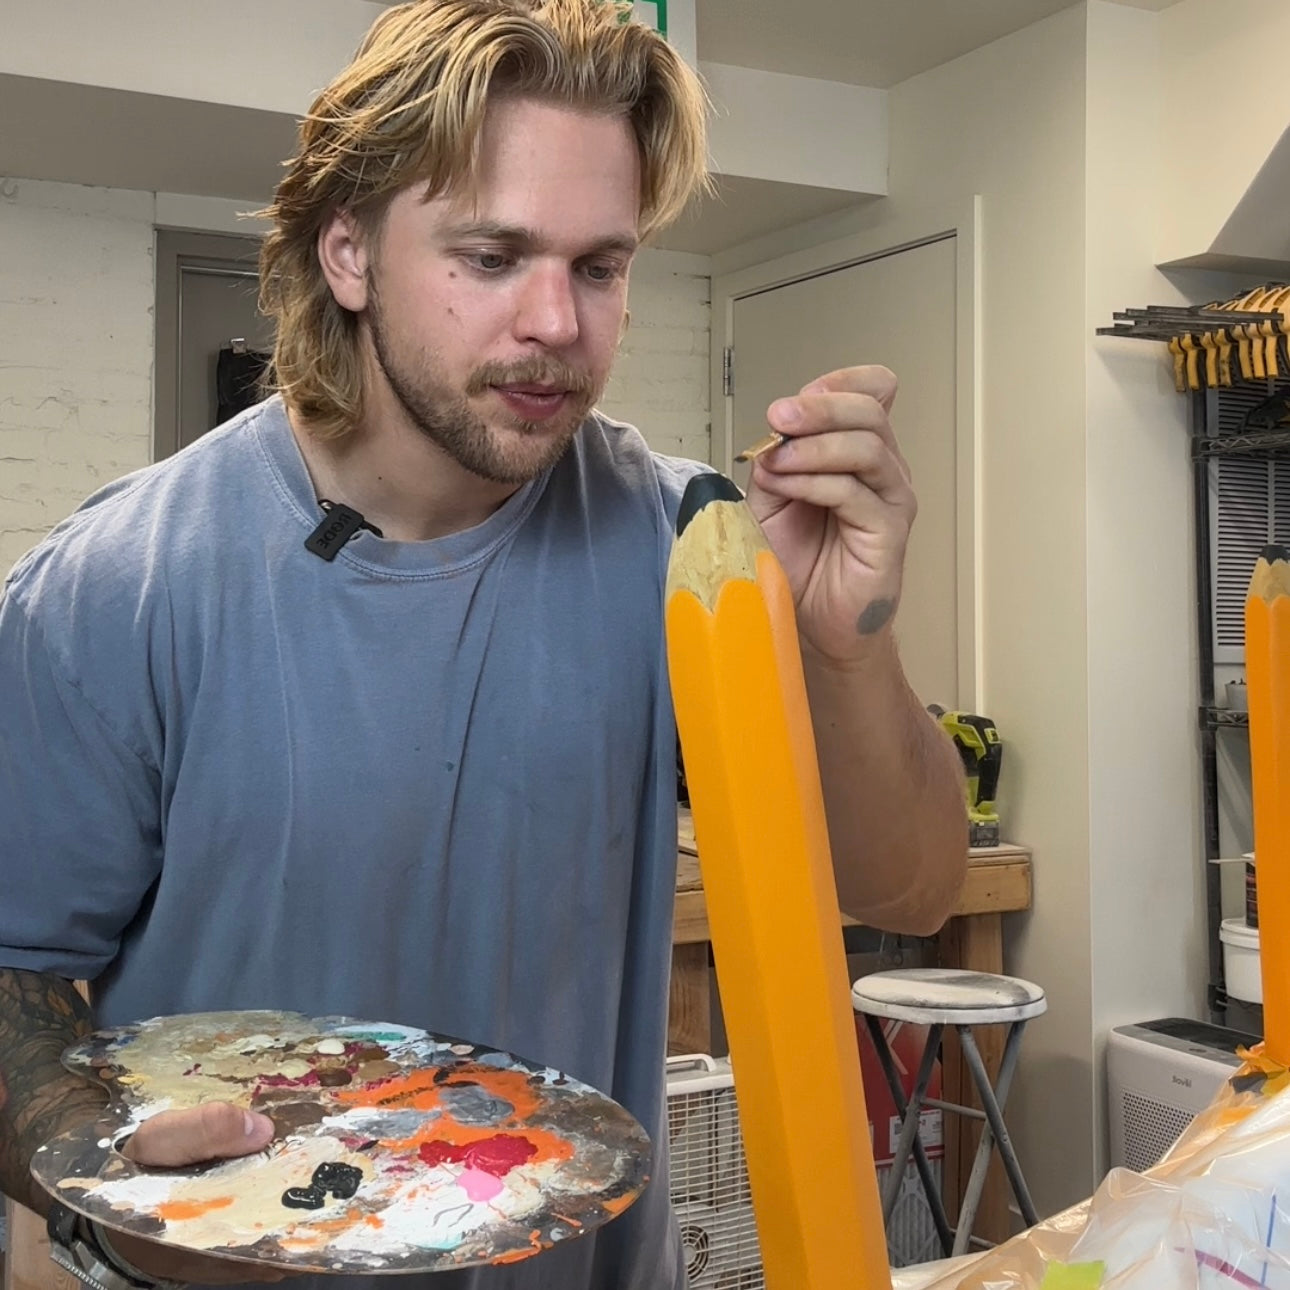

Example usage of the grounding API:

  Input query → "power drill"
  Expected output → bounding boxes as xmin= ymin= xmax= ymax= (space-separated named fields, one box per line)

xmin=928 ymin=707 xmax=1002 ymax=848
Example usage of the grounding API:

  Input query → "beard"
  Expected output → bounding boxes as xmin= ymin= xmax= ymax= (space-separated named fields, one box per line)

xmin=367 ymin=288 xmax=601 ymax=486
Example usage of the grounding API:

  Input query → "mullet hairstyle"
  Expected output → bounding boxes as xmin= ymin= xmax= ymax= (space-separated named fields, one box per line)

xmin=257 ymin=0 xmax=710 ymax=439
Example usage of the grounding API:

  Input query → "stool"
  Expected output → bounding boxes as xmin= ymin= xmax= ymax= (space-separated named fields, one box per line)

xmin=851 ymin=967 xmax=1047 ymax=1258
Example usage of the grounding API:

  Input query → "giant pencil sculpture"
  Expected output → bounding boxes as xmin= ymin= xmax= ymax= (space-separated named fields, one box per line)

xmin=1246 ymin=544 xmax=1290 ymax=1065
xmin=665 ymin=473 xmax=892 ymax=1290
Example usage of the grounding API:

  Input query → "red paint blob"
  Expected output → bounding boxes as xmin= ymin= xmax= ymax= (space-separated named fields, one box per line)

xmin=419 ymin=1134 xmax=538 ymax=1178
xmin=256 ymin=1071 xmax=321 ymax=1088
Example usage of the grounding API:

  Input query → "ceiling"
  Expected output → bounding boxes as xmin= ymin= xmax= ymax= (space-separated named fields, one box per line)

xmin=696 ymin=0 xmax=1182 ymax=87
xmin=651 ymin=173 xmax=868 ymax=255
xmin=0 ymin=76 xmax=297 ymax=206
xmin=1 ymin=0 xmax=1186 ymax=257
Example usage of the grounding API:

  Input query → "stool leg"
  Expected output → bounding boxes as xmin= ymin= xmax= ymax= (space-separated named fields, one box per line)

xmin=863 ymin=1016 xmax=955 ymax=1256
xmin=959 ymin=1022 xmax=1038 ymax=1228
xmin=951 ymin=1021 xmax=1034 ymax=1255
xmin=875 ymin=1022 xmax=942 ymax=1221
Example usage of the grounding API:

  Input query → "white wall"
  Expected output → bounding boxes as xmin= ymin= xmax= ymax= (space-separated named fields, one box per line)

xmin=0 ymin=178 xmax=711 ymax=575
xmin=1156 ymin=1 xmax=1290 ymax=266
xmin=2 ymin=0 xmax=374 ymax=118
xmin=3 ymin=0 xmax=886 ymax=218
xmin=711 ymin=0 xmax=1290 ymax=1214
xmin=715 ymin=6 xmax=1095 ymax=1212
xmin=884 ymin=6 xmax=1094 ymax=1217
xmin=0 ymin=180 xmax=155 ymax=574
xmin=1083 ymin=0 xmax=1207 ymax=1172
xmin=718 ymin=6 xmax=1096 ymax=1214
xmin=602 ymin=250 xmax=712 ymax=460
xmin=700 ymin=62 xmax=887 ymax=195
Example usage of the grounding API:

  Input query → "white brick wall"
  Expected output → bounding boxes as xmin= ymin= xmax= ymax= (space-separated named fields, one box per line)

xmin=0 ymin=179 xmax=711 ymax=576
xmin=600 ymin=249 xmax=712 ymax=462
xmin=0 ymin=179 xmax=155 ymax=574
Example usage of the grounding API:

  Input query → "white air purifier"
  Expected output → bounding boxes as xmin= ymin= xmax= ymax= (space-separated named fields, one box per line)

xmin=1107 ymin=1017 xmax=1258 ymax=1173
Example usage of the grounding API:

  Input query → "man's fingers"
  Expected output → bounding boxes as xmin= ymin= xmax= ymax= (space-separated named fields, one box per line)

xmin=765 ymin=391 xmax=912 ymax=482
xmin=123 ymin=1102 xmax=275 ymax=1167
xmin=756 ymin=428 xmax=911 ymax=500
xmin=799 ymin=364 xmax=898 ymax=412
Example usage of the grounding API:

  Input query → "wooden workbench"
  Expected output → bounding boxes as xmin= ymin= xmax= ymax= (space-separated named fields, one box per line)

xmin=668 ymin=806 xmax=1033 ymax=1244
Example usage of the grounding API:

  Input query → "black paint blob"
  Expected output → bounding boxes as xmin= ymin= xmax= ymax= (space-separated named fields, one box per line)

xmin=282 ymin=1186 xmax=325 ymax=1209
xmin=312 ymin=1161 xmax=363 ymax=1199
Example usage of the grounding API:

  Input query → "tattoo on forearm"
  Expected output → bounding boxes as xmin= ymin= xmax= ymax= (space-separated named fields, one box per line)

xmin=856 ymin=598 xmax=896 ymax=636
xmin=0 ymin=969 xmax=106 ymax=1212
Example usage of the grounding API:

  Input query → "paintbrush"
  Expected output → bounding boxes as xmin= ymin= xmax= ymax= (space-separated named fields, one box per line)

xmin=735 ymin=431 xmax=785 ymax=464
xmin=665 ymin=473 xmax=893 ymax=1290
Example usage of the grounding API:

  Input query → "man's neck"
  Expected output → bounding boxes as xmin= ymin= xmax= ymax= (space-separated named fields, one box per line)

xmin=286 ymin=400 xmax=519 ymax=543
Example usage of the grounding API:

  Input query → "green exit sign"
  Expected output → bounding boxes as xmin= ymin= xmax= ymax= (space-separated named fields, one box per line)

xmin=631 ymin=0 xmax=668 ymax=39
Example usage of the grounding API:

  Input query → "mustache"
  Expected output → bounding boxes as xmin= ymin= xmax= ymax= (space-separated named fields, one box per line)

xmin=465 ymin=358 xmax=594 ymax=400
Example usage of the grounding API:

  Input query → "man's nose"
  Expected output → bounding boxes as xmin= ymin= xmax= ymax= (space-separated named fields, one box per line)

xmin=513 ymin=263 xmax=580 ymax=349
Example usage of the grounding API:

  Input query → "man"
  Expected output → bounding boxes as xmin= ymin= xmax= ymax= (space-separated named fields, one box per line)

xmin=0 ymin=1 xmax=966 ymax=1287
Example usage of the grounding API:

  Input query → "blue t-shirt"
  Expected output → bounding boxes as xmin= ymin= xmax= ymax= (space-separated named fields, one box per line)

xmin=0 ymin=396 xmax=705 ymax=1290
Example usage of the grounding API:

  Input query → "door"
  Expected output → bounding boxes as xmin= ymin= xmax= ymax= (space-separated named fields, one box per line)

xmin=727 ymin=235 xmax=959 ymax=708
xmin=154 ymin=231 xmax=276 ymax=460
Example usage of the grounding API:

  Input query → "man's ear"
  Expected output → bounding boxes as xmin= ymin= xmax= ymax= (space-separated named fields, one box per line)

xmin=619 ymin=308 xmax=631 ymax=341
xmin=317 ymin=209 xmax=371 ymax=313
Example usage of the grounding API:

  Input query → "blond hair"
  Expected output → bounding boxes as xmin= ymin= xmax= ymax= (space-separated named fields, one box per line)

xmin=257 ymin=0 xmax=709 ymax=439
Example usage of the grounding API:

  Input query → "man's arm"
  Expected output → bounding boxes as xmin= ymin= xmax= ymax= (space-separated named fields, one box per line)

xmin=1 ymin=968 xmax=284 ymax=1285
xmin=805 ymin=636 xmax=967 ymax=934
xmin=744 ymin=363 xmax=969 ymax=932
xmin=0 ymin=968 xmax=104 ymax=1215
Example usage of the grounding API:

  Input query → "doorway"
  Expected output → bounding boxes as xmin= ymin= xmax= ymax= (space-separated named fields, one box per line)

xmin=154 ymin=230 xmax=275 ymax=461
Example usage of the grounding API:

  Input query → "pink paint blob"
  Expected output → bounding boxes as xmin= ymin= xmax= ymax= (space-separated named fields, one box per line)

xmin=457 ymin=1166 xmax=505 ymax=1202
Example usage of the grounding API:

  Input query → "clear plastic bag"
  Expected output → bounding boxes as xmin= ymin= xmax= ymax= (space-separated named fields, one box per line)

xmin=893 ymin=1053 xmax=1290 ymax=1289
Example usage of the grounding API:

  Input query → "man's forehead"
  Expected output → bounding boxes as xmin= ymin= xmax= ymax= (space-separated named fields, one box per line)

xmin=399 ymin=182 xmax=640 ymax=255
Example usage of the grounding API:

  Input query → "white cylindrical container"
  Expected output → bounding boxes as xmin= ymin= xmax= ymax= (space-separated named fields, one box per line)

xmin=1220 ymin=917 xmax=1261 ymax=1003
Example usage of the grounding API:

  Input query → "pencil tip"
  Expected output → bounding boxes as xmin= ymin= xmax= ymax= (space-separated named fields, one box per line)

xmin=676 ymin=472 xmax=743 ymax=536
xmin=1262 ymin=544 xmax=1290 ymax=564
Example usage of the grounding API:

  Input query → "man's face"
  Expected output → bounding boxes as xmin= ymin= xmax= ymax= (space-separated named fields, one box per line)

xmin=353 ymin=98 xmax=640 ymax=485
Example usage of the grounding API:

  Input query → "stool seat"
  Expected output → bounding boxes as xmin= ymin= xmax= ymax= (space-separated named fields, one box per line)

xmin=851 ymin=968 xmax=1047 ymax=1025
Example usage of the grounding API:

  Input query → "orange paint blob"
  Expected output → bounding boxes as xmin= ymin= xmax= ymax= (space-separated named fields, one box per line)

xmin=491 ymin=1230 xmax=547 ymax=1264
xmin=157 ymin=1195 xmax=235 ymax=1223
xmin=335 ymin=1066 xmax=544 ymax=1121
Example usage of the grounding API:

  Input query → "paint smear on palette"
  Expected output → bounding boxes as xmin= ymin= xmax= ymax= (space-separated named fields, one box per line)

xmin=31 ymin=1011 xmax=649 ymax=1274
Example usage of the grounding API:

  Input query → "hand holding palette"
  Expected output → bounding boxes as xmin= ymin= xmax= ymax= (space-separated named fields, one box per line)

xmin=31 ymin=1011 xmax=649 ymax=1275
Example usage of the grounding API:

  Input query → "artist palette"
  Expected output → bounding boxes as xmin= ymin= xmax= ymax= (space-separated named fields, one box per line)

xmin=32 ymin=1010 xmax=650 ymax=1274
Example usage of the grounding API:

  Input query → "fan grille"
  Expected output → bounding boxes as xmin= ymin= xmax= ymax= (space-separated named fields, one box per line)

xmin=668 ymin=1081 xmax=765 ymax=1288
xmin=667 ymin=1066 xmax=946 ymax=1277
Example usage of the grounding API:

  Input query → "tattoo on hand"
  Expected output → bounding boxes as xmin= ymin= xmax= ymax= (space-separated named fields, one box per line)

xmin=856 ymin=598 xmax=896 ymax=636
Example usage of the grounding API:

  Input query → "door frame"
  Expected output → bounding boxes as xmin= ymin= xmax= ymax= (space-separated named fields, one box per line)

xmin=710 ymin=197 xmax=982 ymax=709
xmin=153 ymin=228 xmax=265 ymax=462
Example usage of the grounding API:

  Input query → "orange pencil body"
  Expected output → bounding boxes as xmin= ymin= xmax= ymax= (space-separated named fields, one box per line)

xmin=1247 ymin=571 xmax=1290 ymax=1063
xmin=666 ymin=498 xmax=891 ymax=1290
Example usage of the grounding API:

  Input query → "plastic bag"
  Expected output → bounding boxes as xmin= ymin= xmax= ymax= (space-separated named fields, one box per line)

xmin=893 ymin=1052 xmax=1290 ymax=1289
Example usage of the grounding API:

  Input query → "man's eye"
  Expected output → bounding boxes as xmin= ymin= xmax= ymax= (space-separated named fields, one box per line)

xmin=471 ymin=252 xmax=511 ymax=272
xmin=584 ymin=263 xmax=620 ymax=283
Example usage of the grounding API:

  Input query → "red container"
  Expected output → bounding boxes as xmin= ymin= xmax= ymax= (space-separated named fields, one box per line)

xmin=855 ymin=1015 xmax=944 ymax=1167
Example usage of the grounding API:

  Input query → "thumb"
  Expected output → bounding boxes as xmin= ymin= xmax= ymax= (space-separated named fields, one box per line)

xmin=123 ymin=1103 xmax=276 ymax=1168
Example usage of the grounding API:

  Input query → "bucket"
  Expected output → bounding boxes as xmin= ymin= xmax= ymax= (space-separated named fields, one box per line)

xmin=1221 ymin=917 xmax=1261 ymax=1004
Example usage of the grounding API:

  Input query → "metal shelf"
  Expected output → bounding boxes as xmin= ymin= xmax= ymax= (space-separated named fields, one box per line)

xmin=1200 ymin=706 xmax=1250 ymax=730
xmin=1096 ymin=305 xmax=1286 ymax=343
xmin=1194 ymin=428 xmax=1290 ymax=458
